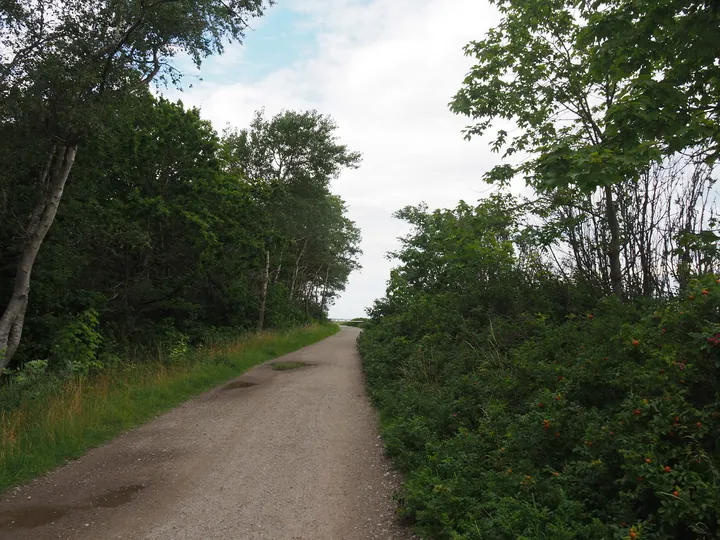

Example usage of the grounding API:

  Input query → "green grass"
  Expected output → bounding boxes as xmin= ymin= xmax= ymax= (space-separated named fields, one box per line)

xmin=271 ymin=361 xmax=308 ymax=371
xmin=0 ymin=323 xmax=338 ymax=493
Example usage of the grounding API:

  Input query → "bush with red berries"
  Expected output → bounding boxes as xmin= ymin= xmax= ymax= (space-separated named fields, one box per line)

xmin=361 ymin=275 xmax=720 ymax=539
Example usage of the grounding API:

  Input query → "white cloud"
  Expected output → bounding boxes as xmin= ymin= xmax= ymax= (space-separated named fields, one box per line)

xmin=164 ymin=0 xmax=504 ymax=319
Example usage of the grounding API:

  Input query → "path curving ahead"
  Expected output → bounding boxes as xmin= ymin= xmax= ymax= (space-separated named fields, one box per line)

xmin=0 ymin=327 xmax=414 ymax=540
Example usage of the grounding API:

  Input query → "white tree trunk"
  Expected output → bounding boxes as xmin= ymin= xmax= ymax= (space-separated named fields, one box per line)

xmin=320 ymin=266 xmax=330 ymax=314
xmin=0 ymin=145 xmax=77 ymax=369
xmin=273 ymin=247 xmax=283 ymax=284
xmin=257 ymin=250 xmax=270 ymax=332
xmin=289 ymin=238 xmax=308 ymax=301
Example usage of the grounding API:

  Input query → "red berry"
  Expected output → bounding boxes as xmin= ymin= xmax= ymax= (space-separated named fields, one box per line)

xmin=633 ymin=409 xmax=641 ymax=416
xmin=673 ymin=490 xmax=679 ymax=497
xmin=645 ymin=458 xmax=652 ymax=464
xmin=538 ymin=403 xmax=544 ymax=408
xmin=696 ymin=422 xmax=702 ymax=428
xmin=632 ymin=339 xmax=640 ymax=347
xmin=702 ymin=289 xmax=709 ymax=296
xmin=587 ymin=314 xmax=594 ymax=319
xmin=664 ymin=466 xmax=671 ymax=472
xmin=555 ymin=432 xmax=560 ymax=437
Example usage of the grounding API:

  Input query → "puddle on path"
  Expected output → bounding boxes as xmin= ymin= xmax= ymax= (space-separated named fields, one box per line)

xmin=92 ymin=484 xmax=144 ymax=508
xmin=271 ymin=361 xmax=309 ymax=371
xmin=224 ymin=380 xmax=256 ymax=390
xmin=0 ymin=484 xmax=146 ymax=531
xmin=0 ymin=505 xmax=70 ymax=529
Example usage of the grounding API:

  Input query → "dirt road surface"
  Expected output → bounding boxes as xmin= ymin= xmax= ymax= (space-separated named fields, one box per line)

xmin=0 ymin=327 xmax=414 ymax=540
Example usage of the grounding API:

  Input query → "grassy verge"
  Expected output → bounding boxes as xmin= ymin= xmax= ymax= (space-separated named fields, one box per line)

xmin=0 ymin=323 xmax=338 ymax=493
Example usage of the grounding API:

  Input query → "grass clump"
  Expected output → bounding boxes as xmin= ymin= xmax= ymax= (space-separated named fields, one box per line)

xmin=0 ymin=323 xmax=338 ymax=493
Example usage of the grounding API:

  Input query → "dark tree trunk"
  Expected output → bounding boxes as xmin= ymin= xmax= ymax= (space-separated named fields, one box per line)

xmin=604 ymin=185 xmax=623 ymax=299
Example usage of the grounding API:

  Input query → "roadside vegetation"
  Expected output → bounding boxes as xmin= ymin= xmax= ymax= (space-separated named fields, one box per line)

xmin=360 ymin=1 xmax=720 ymax=538
xmin=1 ymin=323 xmax=338 ymax=493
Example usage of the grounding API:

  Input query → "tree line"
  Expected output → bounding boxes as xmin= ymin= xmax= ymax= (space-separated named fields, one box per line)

xmin=0 ymin=0 xmax=361 ymax=374
xmin=360 ymin=0 xmax=719 ymax=538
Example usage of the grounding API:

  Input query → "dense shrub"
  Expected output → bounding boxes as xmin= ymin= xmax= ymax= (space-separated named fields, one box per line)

xmin=361 ymin=276 xmax=720 ymax=539
xmin=359 ymin=197 xmax=720 ymax=539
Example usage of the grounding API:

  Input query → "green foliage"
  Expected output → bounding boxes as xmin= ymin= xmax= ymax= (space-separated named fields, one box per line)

xmin=165 ymin=331 xmax=191 ymax=365
xmin=580 ymin=0 xmax=720 ymax=161
xmin=1 ymin=96 xmax=360 ymax=371
xmin=1 ymin=0 xmax=362 ymax=371
xmin=10 ymin=360 xmax=49 ymax=386
xmin=360 ymin=195 xmax=720 ymax=538
xmin=51 ymin=309 xmax=104 ymax=375
xmin=448 ymin=0 xmax=720 ymax=300
xmin=221 ymin=109 xmax=363 ymax=313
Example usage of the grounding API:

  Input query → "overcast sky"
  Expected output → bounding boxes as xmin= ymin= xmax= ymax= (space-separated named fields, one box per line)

xmin=163 ymin=0 xmax=503 ymax=319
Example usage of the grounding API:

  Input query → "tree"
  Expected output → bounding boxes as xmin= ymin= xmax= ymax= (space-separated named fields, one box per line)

xmin=222 ymin=109 xmax=362 ymax=188
xmin=221 ymin=109 xmax=362 ymax=315
xmin=450 ymin=0 xmax=662 ymax=299
xmin=581 ymin=0 xmax=720 ymax=162
xmin=0 ymin=0 xmax=271 ymax=368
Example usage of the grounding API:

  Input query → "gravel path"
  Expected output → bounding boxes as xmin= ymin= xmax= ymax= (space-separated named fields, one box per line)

xmin=0 ymin=327 xmax=414 ymax=540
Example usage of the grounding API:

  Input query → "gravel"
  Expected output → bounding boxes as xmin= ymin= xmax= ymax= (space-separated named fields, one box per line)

xmin=0 ymin=327 xmax=416 ymax=540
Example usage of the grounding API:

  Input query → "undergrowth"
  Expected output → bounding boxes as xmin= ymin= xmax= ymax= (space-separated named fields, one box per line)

xmin=360 ymin=279 xmax=720 ymax=539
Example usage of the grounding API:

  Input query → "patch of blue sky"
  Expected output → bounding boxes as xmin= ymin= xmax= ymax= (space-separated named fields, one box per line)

xmin=171 ymin=4 xmax=319 ymax=87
